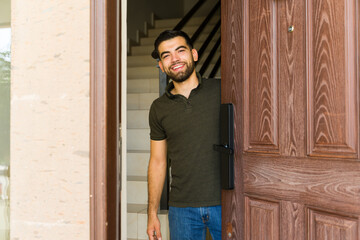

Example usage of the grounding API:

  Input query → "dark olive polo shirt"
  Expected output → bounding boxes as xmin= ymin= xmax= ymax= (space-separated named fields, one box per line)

xmin=149 ymin=74 xmax=221 ymax=207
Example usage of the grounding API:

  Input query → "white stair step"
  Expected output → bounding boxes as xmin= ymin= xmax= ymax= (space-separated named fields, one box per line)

xmin=128 ymin=203 xmax=148 ymax=213
xmin=154 ymin=18 xmax=181 ymax=29
xmin=127 ymin=176 xmax=148 ymax=205
xmin=127 ymin=78 xmax=159 ymax=93
xmin=127 ymin=150 xmax=150 ymax=177
xmin=131 ymin=45 xmax=155 ymax=56
xmin=127 ymin=93 xmax=158 ymax=110
xmin=154 ymin=17 xmax=204 ymax=29
xmin=127 ymin=110 xmax=150 ymax=128
xmin=127 ymin=129 xmax=150 ymax=151
xmin=127 ymin=205 xmax=169 ymax=240
xmin=127 ymin=55 xmax=157 ymax=67
xmin=148 ymin=24 xmax=216 ymax=38
xmin=127 ymin=66 xmax=158 ymax=79
xmin=154 ymin=15 xmax=219 ymax=29
xmin=127 ymin=204 xmax=149 ymax=239
xmin=139 ymin=37 xmax=156 ymax=46
xmin=127 ymin=204 xmax=147 ymax=239
xmin=127 ymin=211 xmax=139 ymax=239
xmin=137 ymin=208 xmax=170 ymax=240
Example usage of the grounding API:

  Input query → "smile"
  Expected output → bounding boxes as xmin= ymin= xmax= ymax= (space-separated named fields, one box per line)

xmin=171 ymin=63 xmax=185 ymax=70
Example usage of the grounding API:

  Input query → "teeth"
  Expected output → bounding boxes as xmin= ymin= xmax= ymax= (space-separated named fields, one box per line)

xmin=173 ymin=64 xmax=183 ymax=70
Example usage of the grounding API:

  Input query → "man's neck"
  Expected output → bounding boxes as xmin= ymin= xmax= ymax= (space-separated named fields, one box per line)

xmin=171 ymin=71 xmax=199 ymax=99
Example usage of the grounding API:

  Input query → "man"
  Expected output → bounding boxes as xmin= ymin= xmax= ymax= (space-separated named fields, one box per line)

xmin=147 ymin=30 xmax=221 ymax=240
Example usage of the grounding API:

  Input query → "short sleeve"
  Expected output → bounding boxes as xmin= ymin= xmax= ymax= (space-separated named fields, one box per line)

xmin=149 ymin=101 xmax=167 ymax=140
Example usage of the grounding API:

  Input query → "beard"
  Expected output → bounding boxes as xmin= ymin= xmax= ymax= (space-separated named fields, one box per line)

xmin=164 ymin=59 xmax=196 ymax=83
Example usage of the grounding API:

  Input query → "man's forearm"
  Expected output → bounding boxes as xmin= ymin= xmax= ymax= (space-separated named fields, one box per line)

xmin=148 ymin=158 xmax=166 ymax=216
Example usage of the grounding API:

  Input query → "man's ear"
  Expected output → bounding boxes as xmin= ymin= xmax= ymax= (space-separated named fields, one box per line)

xmin=158 ymin=60 xmax=165 ymax=72
xmin=192 ymin=49 xmax=198 ymax=62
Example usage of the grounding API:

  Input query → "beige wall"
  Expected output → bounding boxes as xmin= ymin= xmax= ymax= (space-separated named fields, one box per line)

xmin=10 ymin=0 xmax=90 ymax=239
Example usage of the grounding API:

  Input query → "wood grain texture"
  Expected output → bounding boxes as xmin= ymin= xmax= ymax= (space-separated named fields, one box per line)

xmin=106 ymin=0 xmax=120 ymax=238
xmin=243 ymin=155 xmax=360 ymax=214
xmin=90 ymin=0 xmax=107 ymax=238
xmin=221 ymin=0 xmax=244 ymax=239
xmin=90 ymin=0 xmax=120 ymax=239
xmin=308 ymin=209 xmax=358 ymax=240
xmin=245 ymin=197 xmax=279 ymax=240
xmin=307 ymin=0 xmax=358 ymax=158
xmin=244 ymin=0 xmax=279 ymax=153
xmin=281 ymin=201 xmax=305 ymax=240
xmin=223 ymin=0 xmax=360 ymax=239
xmin=279 ymin=0 xmax=306 ymax=157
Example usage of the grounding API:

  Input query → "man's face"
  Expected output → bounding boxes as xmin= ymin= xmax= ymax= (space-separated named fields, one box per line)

xmin=158 ymin=36 xmax=198 ymax=83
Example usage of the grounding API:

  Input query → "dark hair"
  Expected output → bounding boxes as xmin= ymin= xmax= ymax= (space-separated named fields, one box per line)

xmin=151 ymin=30 xmax=193 ymax=59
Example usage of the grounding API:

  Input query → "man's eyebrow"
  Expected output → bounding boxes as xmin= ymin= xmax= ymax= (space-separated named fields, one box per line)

xmin=160 ymin=51 xmax=170 ymax=58
xmin=175 ymin=45 xmax=188 ymax=51
xmin=160 ymin=45 xmax=189 ymax=58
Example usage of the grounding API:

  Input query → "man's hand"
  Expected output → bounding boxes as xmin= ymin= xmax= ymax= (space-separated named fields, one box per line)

xmin=147 ymin=214 xmax=162 ymax=240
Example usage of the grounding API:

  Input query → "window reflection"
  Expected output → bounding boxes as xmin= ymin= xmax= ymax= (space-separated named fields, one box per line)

xmin=0 ymin=27 xmax=11 ymax=240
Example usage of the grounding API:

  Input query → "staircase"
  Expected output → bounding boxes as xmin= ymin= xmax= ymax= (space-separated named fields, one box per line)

xmin=126 ymin=15 xmax=220 ymax=240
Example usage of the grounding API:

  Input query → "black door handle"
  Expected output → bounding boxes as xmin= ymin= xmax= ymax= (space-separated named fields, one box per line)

xmin=214 ymin=103 xmax=234 ymax=190
xmin=213 ymin=144 xmax=233 ymax=155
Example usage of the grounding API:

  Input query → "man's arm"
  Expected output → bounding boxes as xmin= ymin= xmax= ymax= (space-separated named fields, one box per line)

xmin=147 ymin=139 xmax=167 ymax=240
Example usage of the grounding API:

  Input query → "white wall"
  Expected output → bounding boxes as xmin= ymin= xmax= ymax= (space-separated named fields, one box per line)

xmin=10 ymin=0 xmax=90 ymax=239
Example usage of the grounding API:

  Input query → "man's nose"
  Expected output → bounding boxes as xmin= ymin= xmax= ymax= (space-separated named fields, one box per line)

xmin=171 ymin=53 xmax=180 ymax=62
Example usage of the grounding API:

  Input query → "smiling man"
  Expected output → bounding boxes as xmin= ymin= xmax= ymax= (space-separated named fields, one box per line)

xmin=147 ymin=30 xmax=221 ymax=240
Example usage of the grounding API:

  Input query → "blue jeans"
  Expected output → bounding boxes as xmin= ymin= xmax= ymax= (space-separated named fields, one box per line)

xmin=168 ymin=205 xmax=221 ymax=240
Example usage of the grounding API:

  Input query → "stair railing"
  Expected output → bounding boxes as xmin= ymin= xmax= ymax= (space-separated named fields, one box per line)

xmin=156 ymin=0 xmax=221 ymax=210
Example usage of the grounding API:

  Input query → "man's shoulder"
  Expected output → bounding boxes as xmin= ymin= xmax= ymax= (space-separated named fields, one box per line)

xmin=153 ymin=93 xmax=169 ymax=103
xmin=201 ymin=78 xmax=221 ymax=94
xmin=150 ymin=93 xmax=171 ymax=111
xmin=202 ymin=77 xmax=221 ymax=87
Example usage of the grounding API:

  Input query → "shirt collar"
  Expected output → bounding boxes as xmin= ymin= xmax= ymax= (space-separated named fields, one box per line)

xmin=165 ymin=72 xmax=203 ymax=99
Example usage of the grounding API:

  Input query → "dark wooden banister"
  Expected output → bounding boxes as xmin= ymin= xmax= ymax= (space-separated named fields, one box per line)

xmin=159 ymin=0 xmax=221 ymax=211
xmin=196 ymin=19 xmax=221 ymax=63
xmin=190 ymin=1 xmax=221 ymax=43
xmin=199 ymin=36 xmax=221 ymax=76
xmin=209 ymin=56 xmax=221 ymax=78
xmin=173 ymin=0 xmax=206 ymax=31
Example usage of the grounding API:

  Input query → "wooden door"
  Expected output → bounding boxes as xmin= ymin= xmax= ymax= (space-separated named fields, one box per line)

xmin=221 ymin=0 xmax=360 ymax=239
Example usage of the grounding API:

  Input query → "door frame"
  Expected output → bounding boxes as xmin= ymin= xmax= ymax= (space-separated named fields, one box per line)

xmin=221 ymin=0 xmax=245 ymax=238
xmin=90 ymin=0 xmax=125 ymax=239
